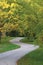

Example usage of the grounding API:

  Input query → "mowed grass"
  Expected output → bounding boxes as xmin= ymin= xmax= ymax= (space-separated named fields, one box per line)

xmin=0 ymin=36 xmax=20 ymax=53
xmin=17 ymin=38 xmax=43 ymax=65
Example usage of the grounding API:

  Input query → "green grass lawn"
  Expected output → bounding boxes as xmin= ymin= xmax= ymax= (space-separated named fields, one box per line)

xmin=17 ymin=38 xmax=43 ymax=65
xmin=0 ymin=36 xmax=20 ymax=53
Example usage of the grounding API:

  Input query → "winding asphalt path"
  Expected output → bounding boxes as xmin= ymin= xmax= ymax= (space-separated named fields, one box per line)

xmin=0 ymin=37 xmax=39 ymax=65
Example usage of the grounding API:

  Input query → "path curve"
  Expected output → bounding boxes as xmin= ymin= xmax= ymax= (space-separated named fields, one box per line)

xmin=0 ymin=37 xmax=39 ymax=65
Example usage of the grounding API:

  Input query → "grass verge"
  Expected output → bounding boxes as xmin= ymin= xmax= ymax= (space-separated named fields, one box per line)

xmin=0 ymin=36 xmax=20 ymax=53
xmin=17 ymin=38 xmax=43 ymax=65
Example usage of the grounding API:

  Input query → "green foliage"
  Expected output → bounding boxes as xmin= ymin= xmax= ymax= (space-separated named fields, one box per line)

xmin=0 ymin=0 xmax=43 ymax=42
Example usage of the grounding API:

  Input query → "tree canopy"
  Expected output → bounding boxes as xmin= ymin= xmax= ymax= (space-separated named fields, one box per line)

xmin=0 ymin=0 xmax=43 ymax=42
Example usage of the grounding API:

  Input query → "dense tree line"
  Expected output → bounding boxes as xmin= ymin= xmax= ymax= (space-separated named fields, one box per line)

xmin=0 ymin=0 xmax=43 ymax=43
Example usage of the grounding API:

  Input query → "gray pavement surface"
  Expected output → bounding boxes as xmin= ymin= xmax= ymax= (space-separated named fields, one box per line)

xmin=0 ymin=37 xmax=39 ymax=65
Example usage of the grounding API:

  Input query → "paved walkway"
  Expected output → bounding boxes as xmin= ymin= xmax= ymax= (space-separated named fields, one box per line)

xmin=0 ymin=37 xmax=39 ymax=65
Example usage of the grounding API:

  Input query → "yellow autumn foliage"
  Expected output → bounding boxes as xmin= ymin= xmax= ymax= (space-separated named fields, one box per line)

xmin=8 ymin=10 xmax=13 ymax=14
xmin=11 ymin=3 xmax=19 ymax=8
xmin=0 ymin=1 xmax=10 ymax=9
xmin=3 ymin=23 xmax=19 ymax=32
